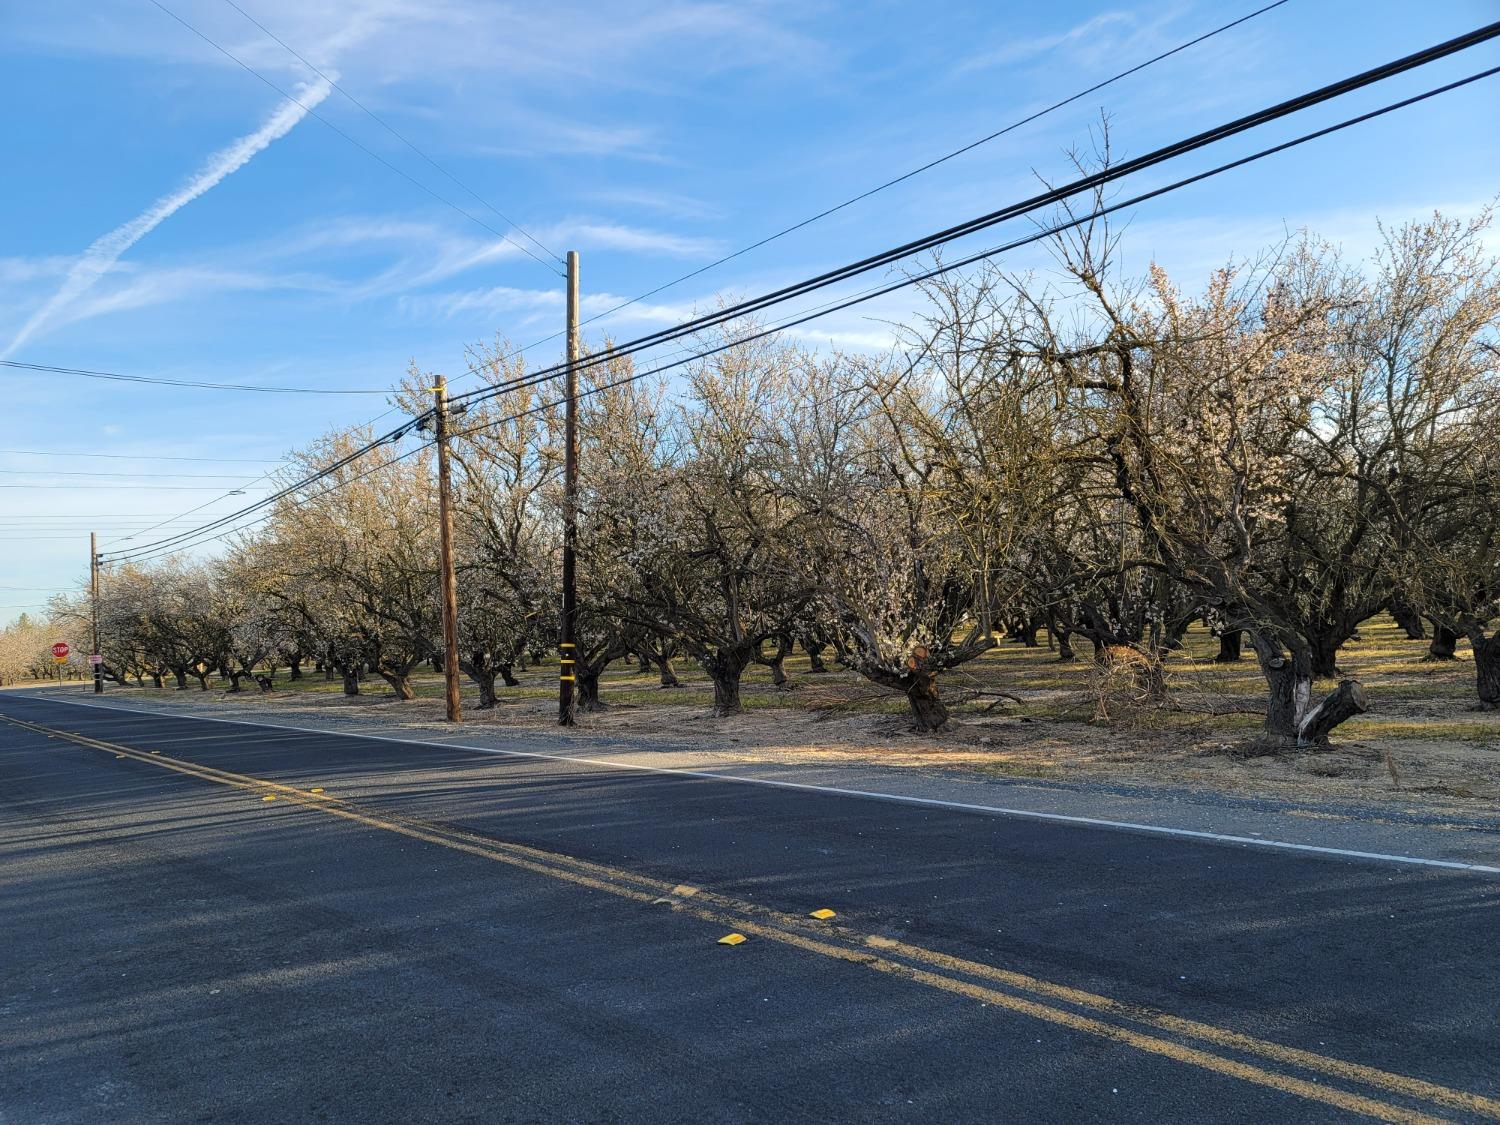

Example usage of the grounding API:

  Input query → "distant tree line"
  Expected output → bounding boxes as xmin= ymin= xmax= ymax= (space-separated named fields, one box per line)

xmin=39 ymin=208 xmax=1499 ymax=752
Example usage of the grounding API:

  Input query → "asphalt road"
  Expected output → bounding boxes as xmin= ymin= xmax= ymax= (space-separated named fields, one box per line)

xmin=2 ymin=693 xmax=1497 ymax=1124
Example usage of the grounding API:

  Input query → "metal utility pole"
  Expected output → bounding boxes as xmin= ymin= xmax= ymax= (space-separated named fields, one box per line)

xmin=90 ymin=533 xmax=103 ymax=694
xmin=433 ymin=375 xmax=463 ymax=723
xmin=558 ymin=250 xmax=580 ymax=726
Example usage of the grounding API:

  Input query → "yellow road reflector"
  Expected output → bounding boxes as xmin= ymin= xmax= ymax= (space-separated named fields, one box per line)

xmin=810 ymin=908 xmax=837 ymax=920
xmin=114 ymin=754 xmax=125 ymax=759
xmin=310 ymin=787 xmax=325 ymax=794
xmin=261 ymin=795 xmax=277 ymax=802
xmin=149 ymin=750 xmax=161 ymax=755
xmin=718 ymin=933 xmax=747 ymax=947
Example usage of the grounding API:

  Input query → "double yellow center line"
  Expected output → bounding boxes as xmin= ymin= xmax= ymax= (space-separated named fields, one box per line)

xmin=7 ymin=711 xmax=1496 ymax=1123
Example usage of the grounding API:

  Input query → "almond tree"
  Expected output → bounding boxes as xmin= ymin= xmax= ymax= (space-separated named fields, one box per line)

xmin=615 ymin=325 xmax=813 ymax=715
xmin=261 ymin=429 xmax=440 ymax=700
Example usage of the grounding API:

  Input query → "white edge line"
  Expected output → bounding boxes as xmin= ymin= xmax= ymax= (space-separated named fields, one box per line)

xmin=15 ymin=691 xmax=1500 ymax=876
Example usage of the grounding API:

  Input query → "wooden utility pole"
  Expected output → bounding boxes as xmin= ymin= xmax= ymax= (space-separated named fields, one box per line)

xmin=558 ymin=250 xmax=580 ymax=726
xmin=90 ymin=532 xmax=103 ymax=694
xmin=433 ymin=375 xmax=463 ymax=722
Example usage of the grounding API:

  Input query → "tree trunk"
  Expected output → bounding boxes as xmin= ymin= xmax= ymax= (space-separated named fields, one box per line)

xmin=498 ymin=664 xmax=520 ymax=687
xmin=1390 ymin=601 xmax=1425 ymax=640
xmin=1472 ymin=632 xmax=1500 ymax=711
xmin=710 ymin=672 xmax=741 ymax=716
xmin=376 ymin=670 xmax=415 ymax=700
xmin=639 ymin=645 xmax=681 ymax=687
xmin=905 ymin=668 xmax=949 ymax=731
xmin=474 ymin=669 xmax=499 ymax=709
xmin=804 ymin=641 xmax=828 ymax=674
xmin=704 ymin=650 xmax=752 ymax=717
xmin=289 ymin=656 xmax=303 ymax=681
xmin=1308 ymin=634 xmax=1342 ymax=680
xmin=150 ymin=670 xmax=165 ymax=689
xmin=657 ymin=654 xmax=680 ymax=687
xmin=225 ymin=667 xmax=246 ymax=693
xmin=1164 ymin=613 xmax=1193 ymax=651
xmin=1297 ymin=679 xmax=1369 ymax=748
xmin=577 ymin=666 xmax=606 ymax=712
xmin=1055 ymin=629 xmax=1075 ymax=662
xmin=191 ymin=669 xmax=211 ymax=691
xmin=172 ymin=666 xmax=188 ymax=689
xmin=753 ymin=634 xmax=792 ymax=688
xmin=340 ymin=669 xmax=360 ymax=696
xmin=1250 ymin=633 xmax=1312 ymax=753
xmin=1214 ymin=630 xmax=1243 ymax=663
xmin=1426 ymin=624 xmax=1459 ymax=661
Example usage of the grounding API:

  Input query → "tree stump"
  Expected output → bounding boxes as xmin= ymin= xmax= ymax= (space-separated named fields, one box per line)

xmin=1297 ymin=679 xmax=1368 ymax=749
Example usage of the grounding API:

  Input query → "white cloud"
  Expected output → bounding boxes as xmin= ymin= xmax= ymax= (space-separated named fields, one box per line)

xmin=956 ymin=10 xmax=1137 ymax=74
xmin=588 ymin=188 xmax=723 ymax=221
xmin=3 ymin=76 xmax=334 ymax=358
xmin=563 ymin=222 xmax=721 ymax=258
xmin=398 ymin=285 xmax=696 ymax=327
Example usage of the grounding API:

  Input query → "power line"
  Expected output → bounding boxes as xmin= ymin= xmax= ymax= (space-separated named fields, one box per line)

xmin=101 ymin=2 xmax=1284 ymax=539
xmin=104 ymin=415 xmax=418 ymax=557
xmin=444 ymin=64 xmax=1500 ymax=456
xmin=217 ymin=0 xmax=560 ymax=266
xmin=1 ymin=359 xmax=388 ymax=394
xmin=100 ymin=31 xmax=1500 ymax=564
xmin=116 ymin=440 xmax=436 ymax=563
xmin=0 ymin=448 xmax=289 ymax=464
xmin=0 ymin=484 xmax=267 ymax=490
xmin=0 ymin=468 xmax=274 ymax=480
xmin=123 ymin=61 xmax=1500 ymax=564
xmin=373 ymin=0 xmax=1301 ymax=406
xmin=145 ymin=0 xmax=564 ymax=277
xmin=452 ymin=19 xmax=1500 ymax=411
xmin=570 ymin=0 xmax=1297 ymax=337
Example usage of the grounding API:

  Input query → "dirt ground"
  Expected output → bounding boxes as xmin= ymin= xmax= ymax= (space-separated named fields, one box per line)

xmin=56 ymin=616 xmax=1500 ymax=814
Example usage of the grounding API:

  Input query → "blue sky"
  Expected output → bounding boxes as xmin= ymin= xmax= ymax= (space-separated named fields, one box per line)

xmin=2 ymin=0 xmax=1497 ymax=625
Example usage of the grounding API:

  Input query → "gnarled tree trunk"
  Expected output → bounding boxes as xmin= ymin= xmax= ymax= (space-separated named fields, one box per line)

xmin=375 ymin=669 xmax=416 ymax=700
xmin=702 ymin=648 xmax=753 ymax=717
xmin=1250 ymin=631 xmax=1367 ymax=752
xmin=1389 ymin=601 xmax=1426 ymax=640
xmin=1054 ymin=627 xmax=1075 ymax=662
xmin=1251 ymin=632 xmax=1313 ymax=752
xmin=473 ymin=668 xmax=500 ymax=709
xmin=798 ymin=635 xmax=828 ymax=673
xmin=1214 ymin=629 xmax=1243 ymax=663
xmin=1426 ymin=624 xmax=1459 ymax=661
xmin=1307 ymin=633 xmax=1344 ymax=680
xmin=756 ymin=634 xmax=793 ymax=688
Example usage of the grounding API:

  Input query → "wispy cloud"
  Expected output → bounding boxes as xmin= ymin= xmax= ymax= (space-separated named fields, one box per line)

xmin=563 ymin=222 xmax=722 ymax=257
xmin=955 ymin=9 xmax=1136 ymax=74
xmin=398 ymin=285 xmax=694 ymax=327
xmin=588 ymin=188 xmax=723 ymax=221
xmin=2 ymin=76 xmax=333 ymax=359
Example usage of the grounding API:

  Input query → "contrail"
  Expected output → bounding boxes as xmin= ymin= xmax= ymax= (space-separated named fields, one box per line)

xmin=3 ymin=77 xmax=334 ymax=359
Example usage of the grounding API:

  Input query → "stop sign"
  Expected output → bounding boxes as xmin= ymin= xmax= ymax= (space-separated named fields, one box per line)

xmin=51 ymin=642 xmax=70 ymax=660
